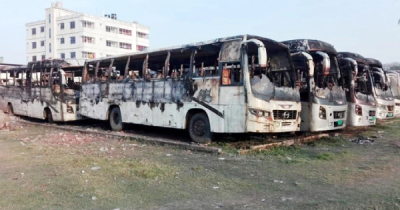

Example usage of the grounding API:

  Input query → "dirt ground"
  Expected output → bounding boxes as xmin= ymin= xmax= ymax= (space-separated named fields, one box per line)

xmin=1 ymin=112 xmax=400 ymax=210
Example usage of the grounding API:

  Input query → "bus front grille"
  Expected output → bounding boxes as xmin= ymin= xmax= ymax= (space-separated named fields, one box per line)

xmin=369 ymin=110 xmax=376 ymax=116
xmin=333 ymin=111 xmax=345 ymax=119
xmin=273 ymin=110 xmax=297 ymax=120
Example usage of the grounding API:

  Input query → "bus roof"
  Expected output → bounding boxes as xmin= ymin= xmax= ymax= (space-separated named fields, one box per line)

xmin=365 ymin=58 xmax=383 ymax=68
xmin=0 ymin=63 xmax=25 ymax=71
xmin=281 ymin=39 xmax=337 ymax=54
xmin=85 ymin=34 xmax=289 ymax=63
xmin=27 ymin=59 xmax=85 ymax=69
xmin=338 ymin=52 xmax=368 ymax=64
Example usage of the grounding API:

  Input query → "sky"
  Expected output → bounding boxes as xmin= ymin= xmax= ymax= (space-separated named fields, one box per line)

xmin=0 ymin=0 xmax=399 ymax=64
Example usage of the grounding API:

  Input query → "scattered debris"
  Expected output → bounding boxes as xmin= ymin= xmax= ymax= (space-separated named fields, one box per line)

xmin=350 ymin=136 xmax=375 ymax=144
xmin=281 ymin=197 xmax=293 ymax=202
xmin=261 ymin=199 xmax=266 ymax=202
xmin=330 ymin=133 xmax=339 ymax=137
xmin=91 ymin=196 xmax=97 ymax=201
xmin=166 ymin=154 xmax=173 ymax=157
xmin=212 ymin=186 xmax=219 ymax=189
xmin=91 ymin=167 xmax=101 ymax=171
xmin=273 ymin=180 xmax=284 ymax=184
xmin=239 ymin=134 xmax=329 ymax=154
xmin=218 ymin=157 xmax=225 ymax=160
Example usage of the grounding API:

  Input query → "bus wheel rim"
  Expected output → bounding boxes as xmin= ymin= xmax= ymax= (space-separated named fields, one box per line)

xmin=193 ymin=120 xmax=206 ymax=137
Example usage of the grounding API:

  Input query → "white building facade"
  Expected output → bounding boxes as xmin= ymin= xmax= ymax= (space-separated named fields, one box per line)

xmin=25 ymin=2 xmax=150 ymax=62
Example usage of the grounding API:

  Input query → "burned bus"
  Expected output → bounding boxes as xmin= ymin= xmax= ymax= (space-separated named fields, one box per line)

xmin=282 ymin=39 xmax=347 ymax=132
xmin=79 ymin=35 xmax=301 ymax=143
xmin=384 ymin=70 xmax=400 ymax=117
xmin=0 ymin=59 xmax=84 ymax=122
xmin=337 ymin=52 xmax=376 ymax=126
xmin=365 ymin=58 xmax=395 ymax=119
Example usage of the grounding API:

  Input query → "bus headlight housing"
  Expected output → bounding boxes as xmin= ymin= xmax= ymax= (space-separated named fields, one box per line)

xmin=319 ymin=106 xmax=326 ymax=119
xmin=355 ymin=105 xmax=362 ymax=116
xmin=249 ymin=109 xmax=270 ymax=118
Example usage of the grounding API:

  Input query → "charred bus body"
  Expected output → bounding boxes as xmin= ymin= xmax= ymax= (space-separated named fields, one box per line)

xmin=0 ymin=59 xmax=83 ymax=122
xmin=79 ymin=35 xmax=301 ymax=143
xmin=337 ymin=52 xmax=376 ymax=126
xmin=384 ymin=70 xmax=400 ymax=117
xmin=282 ymin=39 xmax=347 ymax=132
xmin=366 ymin=58 xmax=395 ymax=119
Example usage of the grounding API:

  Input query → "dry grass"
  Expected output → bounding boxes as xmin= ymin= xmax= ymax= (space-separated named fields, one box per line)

xmin=1 ymin=117 xmax=400 ymax=209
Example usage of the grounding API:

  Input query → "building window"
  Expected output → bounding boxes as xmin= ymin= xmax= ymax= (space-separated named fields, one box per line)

xmin=82 ymin=20 xmax=95 ymax=29
xmin=32 ymin=56 xmax=37 ymax=62
xmin=32 ymin=42 xmax=37 ymax=49
xmin=70 ymin=37 xmax=76 ymax=44
xmin=49 ymin=43 xmax=51 ymax=53
xmin=49 ymin=28 xmax=51 ymax=38
xmin=40 ymin=26 xmax=44 ymax=33
xmin=137 ymin=45 xmax=148 ymax=52
xmin=48 ymin=14 xmax=51 ymax=23
xmin=82 ymin=51 xmax=95 ymax=59
xmin=119 ymin=42 xmax=132 ymax=50
xmin=70 ymin=21 xmax=75 ymax=29
xmin=71 ymin=52 xmax=76 ymax=59
xmin=119 ymin=28 xmax=132 ymax=36
xmin=41 ymin=55 xmax=45 ymax=60
xmin=82 ymin=36 xmax=95 ymax=44
xmin=61 ymin=53 xmax=65 ymax=59
xmin=137 ymin=32 xmax=148 ymax=39
xmin=40 ymin=41 xmax=44 ymax=47
xmin=106 ymin=40 xmax=118 ymax=48
xmin=60 ymin=38 xmax=64 ymax=44
xmin=106 ymin=26 xmax=118 ymax=33
xmin=32 ymin=28 xmax=36 ymax=35
xmin=60 ymin=23 xmax=64 ymax=30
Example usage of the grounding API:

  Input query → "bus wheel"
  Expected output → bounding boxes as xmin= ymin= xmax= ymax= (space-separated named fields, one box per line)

xmin=7 ymin=104 xmax=14 ymax=116
xmin=45 ymin=109 xmax=53 ymax=123
xmin=109 ymin=107 xmax=123 ymax=131
xmin=189 ymin=113 xmax=212 ymax=144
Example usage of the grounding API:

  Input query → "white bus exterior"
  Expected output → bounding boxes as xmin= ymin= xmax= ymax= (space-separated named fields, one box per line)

xmin=338 ymin=52 xmax=377 ymax=126
xmin=282 ymin=39 xmax=348 ymax=132
xmin=366 ymin=58 xmax=395 ymax=119
xmin=385 ymin=70 xmax=400 ymax=117
xmin=79 ymin=35 xmax=302 ymax=143
xmin=0 ymin=59 xmax=84 ymax=122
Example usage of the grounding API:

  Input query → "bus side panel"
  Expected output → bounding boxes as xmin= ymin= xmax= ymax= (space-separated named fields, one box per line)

xmin=11 ymin=87 xmax=28 ymax=116
xmin=80 ymin=83 xmax=109 ymax=120
xmin=0 ymin=86 xmax=6 ymax=111
xmin=218 ymin=86 xmax=246 ymax=133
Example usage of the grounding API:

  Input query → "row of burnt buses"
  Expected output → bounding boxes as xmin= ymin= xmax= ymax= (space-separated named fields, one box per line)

xmin=1 ymin=35 xmax=399 ymax=143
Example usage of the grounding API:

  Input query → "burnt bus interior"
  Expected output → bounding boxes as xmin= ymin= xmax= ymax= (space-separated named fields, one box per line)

xmin=291 ymin=52 xmax=342 ymax=102
xmin=338 ymin=53 xmax=374 ymax=103
xmin=0 ymin=60 xmax=82 ymax=103
xmin=83 ymin=37 xmax=296 ymax=91
xmin=367 ymin=58 xmax=391 ymax=98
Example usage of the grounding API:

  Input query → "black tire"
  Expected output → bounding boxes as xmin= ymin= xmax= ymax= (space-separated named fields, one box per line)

xmin=45 ymin=109 xmax=53 ymax=123
xmin=188 ymin=113 xmax=212 ymax=144
xmin=109 ymin=107 xmax=123 ymax=131
xmin=7 ymin=104 xmax=14 ymax=115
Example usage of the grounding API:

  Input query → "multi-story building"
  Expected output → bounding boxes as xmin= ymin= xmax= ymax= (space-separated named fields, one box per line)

xmin=25 ymin=1 xmax=150 ymax=62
